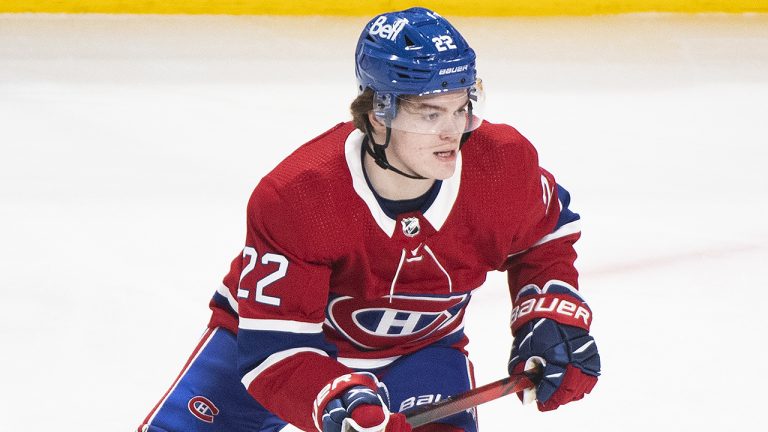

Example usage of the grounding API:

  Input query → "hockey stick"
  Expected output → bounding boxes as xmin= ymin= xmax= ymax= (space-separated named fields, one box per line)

xmin=403 ymin=367 xmax=541 ymax=428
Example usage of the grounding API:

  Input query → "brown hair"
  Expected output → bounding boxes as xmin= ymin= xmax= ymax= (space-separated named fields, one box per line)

xmin=350 ymin=88 xmax=375 ymax=132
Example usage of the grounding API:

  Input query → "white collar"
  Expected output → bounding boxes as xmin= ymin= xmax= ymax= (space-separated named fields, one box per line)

xmin=344 ymin=129 xmax=462 ymax=238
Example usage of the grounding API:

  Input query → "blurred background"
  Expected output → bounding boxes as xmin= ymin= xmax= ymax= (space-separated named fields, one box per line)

xmin=1 ymin=1 xmax=767 ymax=430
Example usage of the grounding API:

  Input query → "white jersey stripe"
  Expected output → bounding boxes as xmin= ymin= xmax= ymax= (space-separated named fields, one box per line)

xmin=241 ymin=347 xmax=328 ymax=388
xmin=507 ymin=219 xmax=582 ymax=258
xmin=337 ymin=355 xmax=402 ymax=369
xmin=216 ymin=283 xmax=239 ymax=314
xmin=531 ymin=219 xmax=581 ymax=248
xmin=238 ymin=318 xmax=323 ymax=333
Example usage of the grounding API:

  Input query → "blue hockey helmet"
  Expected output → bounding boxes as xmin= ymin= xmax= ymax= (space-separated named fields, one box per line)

xmin=355 ymin=7 xmax=485 ymax=134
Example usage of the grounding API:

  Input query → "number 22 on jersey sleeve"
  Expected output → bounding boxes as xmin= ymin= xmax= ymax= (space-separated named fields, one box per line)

xmin=237 ymin=246 xmax=288 ymax=307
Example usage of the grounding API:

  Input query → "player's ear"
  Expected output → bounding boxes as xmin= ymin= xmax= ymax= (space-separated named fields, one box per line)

xmin=367 ymin=112 xmax=386 ymax=135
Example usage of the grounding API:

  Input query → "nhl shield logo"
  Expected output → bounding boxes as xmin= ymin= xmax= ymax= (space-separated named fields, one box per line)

xmin=401 ymin=217 xmax=420 ymax=237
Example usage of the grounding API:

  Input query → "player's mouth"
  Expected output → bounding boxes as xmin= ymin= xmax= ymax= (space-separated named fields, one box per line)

xmin=434 ymin=150 xmax=457 ymax=161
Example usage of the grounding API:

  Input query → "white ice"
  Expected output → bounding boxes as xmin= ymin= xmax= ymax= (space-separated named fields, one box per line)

xmin=1 ymin=12 xmax=767 ymax=431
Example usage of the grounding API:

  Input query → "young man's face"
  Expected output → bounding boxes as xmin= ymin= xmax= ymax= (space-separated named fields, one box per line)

xmin=371 ymin=91 xmax=471 ymax=180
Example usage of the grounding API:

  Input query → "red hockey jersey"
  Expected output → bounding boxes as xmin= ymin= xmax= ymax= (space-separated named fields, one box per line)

xmin=207 ymin=121 xmax=581 ymax=431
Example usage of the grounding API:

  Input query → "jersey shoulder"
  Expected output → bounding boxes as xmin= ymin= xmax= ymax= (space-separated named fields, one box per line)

xmin=246 ymin=122 xmax=358 ymax=261
xmin=261 ymin=122 xmax=356 ymax=190
xmin=461 ymin=121 xmax=542 ymax=201
xmin=463 ymin=121 xmax=540 ymax=175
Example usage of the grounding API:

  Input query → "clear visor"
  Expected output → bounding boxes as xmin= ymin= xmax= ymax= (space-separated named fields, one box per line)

xmin=374 ymin=80 xmax=486 ymax=135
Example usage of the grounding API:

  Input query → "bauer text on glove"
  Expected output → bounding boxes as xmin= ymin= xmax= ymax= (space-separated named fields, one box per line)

xmin=507 ymin=281 xmax=601 ymax=411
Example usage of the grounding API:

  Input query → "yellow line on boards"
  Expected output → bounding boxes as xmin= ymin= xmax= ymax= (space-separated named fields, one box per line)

xmin=3 ymin=0 xmax=768 ymax=15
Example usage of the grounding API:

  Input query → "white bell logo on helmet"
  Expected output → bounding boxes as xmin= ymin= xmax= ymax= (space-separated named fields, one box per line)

xmin=369 ymin=16 xmax=407 ymax=41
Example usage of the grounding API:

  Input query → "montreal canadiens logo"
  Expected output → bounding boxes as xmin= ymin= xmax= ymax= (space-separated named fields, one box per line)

xmin=188 ymin=396 xmax=219 ymax=423
xmin=401 ymin=217 xmax=420 ymax=237
xmin=326 ymin=293 xmax=469 ymax=350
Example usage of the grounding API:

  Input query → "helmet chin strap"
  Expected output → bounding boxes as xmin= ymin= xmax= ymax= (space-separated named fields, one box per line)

xmin=363 ymin=119 xmax=429 ymax=181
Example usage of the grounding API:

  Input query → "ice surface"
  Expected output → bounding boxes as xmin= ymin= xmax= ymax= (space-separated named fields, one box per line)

xmin=1 ymin=12 xmax=767 ymax=431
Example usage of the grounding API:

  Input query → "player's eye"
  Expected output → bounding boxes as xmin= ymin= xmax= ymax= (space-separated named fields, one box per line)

xmin=423 ymin=112 xmax=441 ymax=121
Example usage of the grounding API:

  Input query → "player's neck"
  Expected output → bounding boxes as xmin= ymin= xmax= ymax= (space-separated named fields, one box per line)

xmin=363 ymin=152 xmax=434 ymax=200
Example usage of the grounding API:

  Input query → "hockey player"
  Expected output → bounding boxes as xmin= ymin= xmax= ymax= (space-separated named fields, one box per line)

xmin=138 ymin=7 xmax=600 ymax=432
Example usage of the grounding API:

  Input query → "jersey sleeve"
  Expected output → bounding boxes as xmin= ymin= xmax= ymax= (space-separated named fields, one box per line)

xmin=500 ymin=150 xmax=582 ymax=301
xmin=216 ymin=179 xmax=352 ymax=431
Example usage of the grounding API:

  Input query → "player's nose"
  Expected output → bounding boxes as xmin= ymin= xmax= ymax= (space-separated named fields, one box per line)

xmin=437 ymin=131 xmax=461 ymax=144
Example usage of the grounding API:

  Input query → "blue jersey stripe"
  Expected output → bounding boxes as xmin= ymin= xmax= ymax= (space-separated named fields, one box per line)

xmin=555 ymin=184 xmax=580 ymax=232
